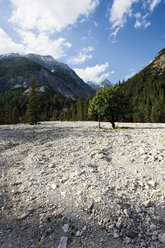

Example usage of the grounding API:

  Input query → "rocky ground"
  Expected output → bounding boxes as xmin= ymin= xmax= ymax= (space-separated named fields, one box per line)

xmin=0 ymin=121 xmax=165 ymax=248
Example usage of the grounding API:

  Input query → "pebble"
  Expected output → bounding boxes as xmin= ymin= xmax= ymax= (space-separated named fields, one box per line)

xmin=58 ymin=236 xmax=68 ymax=248
xmin=158 ymin=233 xmax=165 ymax=244
xmin=113 ymin=231 xmax=119 ymax=238
xmin=62 ymin=224 xmax=69 ymax=233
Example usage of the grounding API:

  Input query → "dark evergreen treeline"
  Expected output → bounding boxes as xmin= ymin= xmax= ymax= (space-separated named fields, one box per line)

xmin=59 ymin=96 xmax=93 ymax=121
xmin=0 ymin=87 xmax=74 ymax=125
xmin=120 ymin=64 xmax=165 ymax=122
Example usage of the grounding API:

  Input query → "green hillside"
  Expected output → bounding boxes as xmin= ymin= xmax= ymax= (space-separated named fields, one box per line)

xmin=120 ymin=48 xmax=165 ymax=122
xmin=0 ymin=57 xmax=41 ymax=79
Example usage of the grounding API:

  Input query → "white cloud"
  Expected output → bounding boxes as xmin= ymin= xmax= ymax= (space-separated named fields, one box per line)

xmin=149 ymin=0 xmax=161 ymax=11
xmin=0 ymin=28 xmax=72 ymax=59
xmin=0 ymin=28 xmax=25 ymax=54
xmin=74 ymin=62 xmax=110 ymax=83
xmin=110 ymin=27 xmax=120 ymax=38
xmin=9 ymin=0 xmax=99 ymax=33
xmin=110 ymin=70 xmax=115 ymax=74
xmin=109 ymin=0 xmax=139 ymax=37
xmin=68 ymin=46 xmax=94 ymax=65
xmin=134 ymin=20 xmax=142 ymax=28
xmin=93 ymin=21 xmax=98 ymax=26
xmin=125 ymin=71 xmax=135 ymax=80
xmin=134 ymin=12 xmax=141 ymax=18
xmin=109 ymin=0 xmax=162 ymax=37
xmin=144 ymin=21 xmax=151 ymax=28
xmin=19 ymin=30 xmax=72 ymax=59
xmin=134 ymin=13 xmax=151 ymax=29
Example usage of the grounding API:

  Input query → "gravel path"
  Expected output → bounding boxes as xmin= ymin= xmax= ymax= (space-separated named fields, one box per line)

xmin=0 ymin=121 xmax=165 ymax=248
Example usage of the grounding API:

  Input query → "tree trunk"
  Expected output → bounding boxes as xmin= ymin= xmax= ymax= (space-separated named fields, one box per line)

xmin=111 ymin=114 xmax=115 ymax=129
xmin=98 ymin=115 xmax=101 ymax=128
xmin=111 ymin=121 xmax=115 ymax=129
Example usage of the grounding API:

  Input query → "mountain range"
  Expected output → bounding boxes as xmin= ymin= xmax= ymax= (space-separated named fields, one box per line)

xmin=0 ymin=48 xmax=165 ymax=124
xmin=0 ymin=53 xmax=95 ymax=100
xmin=87 ymin=79 xmax=113 ymax=91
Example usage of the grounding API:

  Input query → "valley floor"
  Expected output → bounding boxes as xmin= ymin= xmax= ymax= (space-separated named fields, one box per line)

xmin=0 ymin=121 xmax=165 ymax=248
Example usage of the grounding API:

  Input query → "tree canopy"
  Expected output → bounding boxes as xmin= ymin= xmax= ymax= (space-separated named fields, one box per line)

xmin=88 ymin=86 xmax=129 ymax=128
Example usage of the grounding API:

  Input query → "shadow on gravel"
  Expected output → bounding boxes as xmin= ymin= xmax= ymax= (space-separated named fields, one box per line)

xmin=0 ymin=124 xmax=112 ymax=146
xmin=0 ymin=192 xmax=129 ymax=248
xmin=0 ymin=180 xmax=164 ymax=248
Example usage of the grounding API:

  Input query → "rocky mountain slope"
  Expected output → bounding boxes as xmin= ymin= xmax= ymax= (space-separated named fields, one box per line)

xmin=0 ymin=53 xmax=95 ymax=100
xmin=151 ymin=48 xmax=165 ymax=70
xmin=0 ymin=121 xmax=165 ymax=248
xmin=87 ymin=79 xmax=113 ymax=91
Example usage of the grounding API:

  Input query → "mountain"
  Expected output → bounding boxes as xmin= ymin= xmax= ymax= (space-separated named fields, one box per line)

xmin=87 ymin=79 xmax=113 ymax=91
xmin=120 ymin=48 xmax=165 ymax=122
xmin=0 ymin=53 xmax=95 ymax=100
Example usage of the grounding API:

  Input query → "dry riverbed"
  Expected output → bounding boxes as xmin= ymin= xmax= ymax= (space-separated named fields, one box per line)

xmin=0 ymin=121 xmax=165 ymax=248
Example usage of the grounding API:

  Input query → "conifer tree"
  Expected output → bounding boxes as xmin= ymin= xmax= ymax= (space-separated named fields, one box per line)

xmin=12 ymin=106 xmax=19 ymax=124
xmin=26 ymin=76 xmax=39 ymax=125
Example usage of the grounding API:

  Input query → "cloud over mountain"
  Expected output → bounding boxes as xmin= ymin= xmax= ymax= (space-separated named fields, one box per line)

xmin=9 ymin=0 xmax=99 ymax=32
xmin=74 ymin=62 xmax=111 ymax=83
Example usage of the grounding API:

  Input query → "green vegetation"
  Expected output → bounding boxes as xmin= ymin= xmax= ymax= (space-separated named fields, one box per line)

xmin=120 ymin=56 xmax=165 ymax=122
xmin=58 ymin=96 xmax=93 ymax=121
xmin=0 ymin=76 xmax=74 ymax=125
xmin=0 ymin=57 xmax=41 ymax=79
xmin=88 ymin=86 xmax=128 ymax=128
xmin=0 ymin=48 xmax=165 ymax=125
xmin=26 ymin=76 xmax=39 ymax=125
xmin=0 ymin=89 xmax=28 ymax=124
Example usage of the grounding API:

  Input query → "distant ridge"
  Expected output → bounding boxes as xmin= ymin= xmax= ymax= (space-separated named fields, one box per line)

xmin=87 ymin=79 xmax=113 ymax=91
xmin=0 ymin=53 xmax=95 ymax=100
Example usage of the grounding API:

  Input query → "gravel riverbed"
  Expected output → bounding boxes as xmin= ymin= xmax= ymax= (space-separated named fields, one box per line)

xmin=0 ymin=121 xmax=165 ymax=248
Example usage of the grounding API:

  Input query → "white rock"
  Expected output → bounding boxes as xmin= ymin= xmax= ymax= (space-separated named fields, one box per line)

xmin=147 ymin=180 xmax=157 ymax=188
xmin=124 ymin=209 xmax=130 ymax=217
xmin=58 ymin=236 xmax=68 ymax=248
xmin=62 ymin=224 xmax=69 ymax=233
xmin=76 ymin=231 xmax=80 ymax=237
xmin=150 ymin=223 xmax=157 ymax=231
xmin=60 ymin=191 xmax=66 ymax=197
xmin=113 ymin=232 xmax=119 ymax=238
xmin=51 ymin=183 xmax=57 ymax=190
xmin=95 ymin=196 xmax=102 ymax=203
xmin=140 ymin=147 xmax=145 ymax=154
xmin=124 ymin=236 xmax=131 ymax=244
xmin=116 ymin=220 xmax=122 ymax=229
xmin=158 ymin=233 xmax=165 ymax=244
xmin=143 ymin=200 xmax=153 ymax=208
xmin=82 ymin=225 xmax=87 ymax=232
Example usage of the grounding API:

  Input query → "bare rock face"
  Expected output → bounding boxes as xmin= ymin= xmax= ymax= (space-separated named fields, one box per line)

xmin=152 ymin=49 xmax=165 ymax=70
xmin=0 ymin=121 xmax=165 ymax=248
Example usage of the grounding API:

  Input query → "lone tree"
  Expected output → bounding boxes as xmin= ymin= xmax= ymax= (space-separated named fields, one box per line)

xmin=88 ymin=86 xmax=128 ymax=128
xmin=26 ymin=76 xmax=39 ymax=125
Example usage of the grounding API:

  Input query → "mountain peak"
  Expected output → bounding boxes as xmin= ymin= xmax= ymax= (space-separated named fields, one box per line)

xmin=87 ymin=79 xmax=113 ymax=91
xmin=25 ymin=53 xmax=70 ymax=72
xmin=0 ymin=53 xmax=21 ymax=59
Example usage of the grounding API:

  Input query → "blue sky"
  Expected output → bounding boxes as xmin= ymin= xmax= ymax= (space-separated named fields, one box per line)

xmin=0 ymin=0 xmax=164 ymax=84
